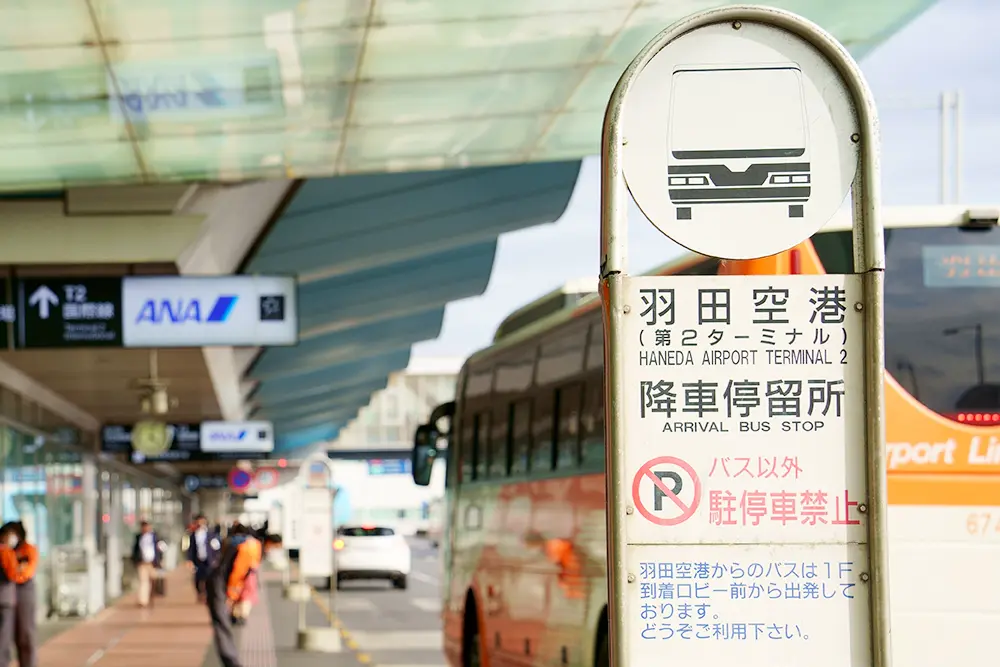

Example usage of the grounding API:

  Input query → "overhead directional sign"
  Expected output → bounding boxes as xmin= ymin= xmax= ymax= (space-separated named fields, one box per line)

xmin=0 ymin=279 xmax=15 ymax=350
xmin=184 ymin=474 xmax=228 ymax=493
xmin=367 ymin=459 xmax=412 ymax=476
xmin=101 ymin=421 xmax=274 ymax=462
xmin=600 ymin=8 xmax=889 ymax=667
xmin=121 ymin=275 xmax=297 ymax=347
xmin=6 ymin=275 xmax=296 ymax=349
xmin=16 ymin=277 xmax=123 ymax=348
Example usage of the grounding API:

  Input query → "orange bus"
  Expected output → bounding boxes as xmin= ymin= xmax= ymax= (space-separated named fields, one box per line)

xmin=412 ymin=210 xmax=1000 ymax=667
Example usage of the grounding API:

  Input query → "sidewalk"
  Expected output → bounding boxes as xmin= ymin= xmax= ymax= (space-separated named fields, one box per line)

xmin=199 ymin=569 xmax=359 ymax=667
xmin=33 ymin=567 xmax=213 ymax=667
xmin=32 ymin=565 xmax=364 ymax=667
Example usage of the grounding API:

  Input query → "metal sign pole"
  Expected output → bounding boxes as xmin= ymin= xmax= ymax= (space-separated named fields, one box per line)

xmin=601 ymin=6 xmax=888 ymax=667
xmin=294 ymin=455 xmax=342 ymax=653
xmin=327 ymin=488 xmax=337 ymax=628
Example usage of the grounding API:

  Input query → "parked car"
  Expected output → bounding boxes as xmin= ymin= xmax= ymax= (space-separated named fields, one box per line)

xmin=334 ymin=525 xmax=411 ymax=589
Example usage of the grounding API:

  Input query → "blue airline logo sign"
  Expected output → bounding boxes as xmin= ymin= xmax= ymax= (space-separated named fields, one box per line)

xmin=122 ymin=276 xmax=297 ymax=347
xmin=201 ymin=421 xmax=273 ymax=453
xmin=134 ymin=295 xmax=239 ymax=325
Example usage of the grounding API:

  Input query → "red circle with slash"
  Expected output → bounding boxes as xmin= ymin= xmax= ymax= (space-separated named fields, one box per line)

xmin=631 ymin=456 xmax=701 ymax=526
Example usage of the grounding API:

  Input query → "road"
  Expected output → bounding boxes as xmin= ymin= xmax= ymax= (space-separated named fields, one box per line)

xmin=330 ymin=537 xmax=447 ymax=667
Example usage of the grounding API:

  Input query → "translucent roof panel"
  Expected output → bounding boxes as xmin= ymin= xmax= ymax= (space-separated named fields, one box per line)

xmin=0 ymin=0 xmax=938 ymax=190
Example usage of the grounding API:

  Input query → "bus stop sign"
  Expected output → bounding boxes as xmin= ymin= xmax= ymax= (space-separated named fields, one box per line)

xmin=600 ymin=7 xmax=890 ymax=667
xmin=619 ymin=12 xmax=859 ymax=261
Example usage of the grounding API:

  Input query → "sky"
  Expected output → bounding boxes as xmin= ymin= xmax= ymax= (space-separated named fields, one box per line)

xmin=411 ymin=0 xmax=1000 ymax=361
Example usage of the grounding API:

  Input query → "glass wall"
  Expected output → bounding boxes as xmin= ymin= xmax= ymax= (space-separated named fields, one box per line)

xmin=0 ymin=423 xmax=186 ymax=613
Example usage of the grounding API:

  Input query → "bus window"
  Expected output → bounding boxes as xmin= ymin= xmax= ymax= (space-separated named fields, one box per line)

xmin=813 ymin=225 xmax=1000 ymax=422
xmin=510 ymin=399 xmax=532 ymax=476
xmin=537 ymin=325 xmax=587 ymax=386
xmin=472 ymin=412 xmax=489 ymax=481
xmin=459 ymin=416 xmax=474 ymax=484
xmin=585 ymin=321 xmax=603 ymax=371
xmin=555 ymin=383 xmax=583 ymax=471
xmin=531 ymin=391 xmax=555 ymax=473
xmin=489 ymin=407 xmax=508 ymax=478
xmin=581 ymin=373 xmax=605 ymax=468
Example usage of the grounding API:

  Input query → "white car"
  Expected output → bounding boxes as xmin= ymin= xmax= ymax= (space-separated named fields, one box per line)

xmin=334 ymin=525 xmax=411 ymax=589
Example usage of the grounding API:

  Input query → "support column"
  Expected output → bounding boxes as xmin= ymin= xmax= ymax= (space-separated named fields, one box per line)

xmin=80 ymin=455 xmax=98 ymax=556
xmin=80 ymin=453 xmax=106 ymax=614
xmin=106 ymin=475 xmax=123 ymax=599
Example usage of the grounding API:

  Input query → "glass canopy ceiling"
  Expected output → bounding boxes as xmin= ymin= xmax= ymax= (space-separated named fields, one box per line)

xmin=0 ymin=0 xmax=935 ymax=192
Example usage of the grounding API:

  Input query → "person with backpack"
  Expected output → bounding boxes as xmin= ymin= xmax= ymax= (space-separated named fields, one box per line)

xmin=206 ymin=523 xmax=261 ymax=667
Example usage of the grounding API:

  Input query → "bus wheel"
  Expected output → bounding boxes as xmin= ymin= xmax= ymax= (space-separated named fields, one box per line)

xmin=595 ymin=631 xmax=608 ymax=667
xmin=594 ymin=608 xmax=609 ymax=667
xmin=463 ymin=595 xmax=482 ymax=667
xmin=677 ymin=207 xmax=692 ymax=220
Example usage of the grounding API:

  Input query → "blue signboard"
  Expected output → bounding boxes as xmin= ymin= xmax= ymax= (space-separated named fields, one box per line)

xmin=367 ymin=459 xmax=412 ymax=476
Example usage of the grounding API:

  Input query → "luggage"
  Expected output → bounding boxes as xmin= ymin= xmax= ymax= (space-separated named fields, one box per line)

xmin=153 ymin=570 xmax=166 ymax=597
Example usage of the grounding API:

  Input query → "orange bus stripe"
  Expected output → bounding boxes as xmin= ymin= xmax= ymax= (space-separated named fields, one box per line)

xmin=889 ymin=474 xmax=1000 ymax=506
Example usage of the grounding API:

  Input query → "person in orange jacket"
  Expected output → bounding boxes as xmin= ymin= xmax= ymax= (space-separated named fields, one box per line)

xmin=0 ymin=523 xmax=26 ymax=666
xmin=10 ymin=522 xmax=37 ymax=667
xmin=206 ymin=524 xmax=261 ymax=667
xmin=228 ymin=526 xmax=262 ymax=626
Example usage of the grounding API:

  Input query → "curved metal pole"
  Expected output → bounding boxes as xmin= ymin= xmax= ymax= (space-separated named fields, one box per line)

xmin=600 ymin=6 xmax=888 ymax=667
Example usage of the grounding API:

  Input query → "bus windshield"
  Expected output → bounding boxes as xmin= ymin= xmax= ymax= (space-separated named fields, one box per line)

xmin=813 ymin=224 xmax=1000 ymax=423
xmin=669 ymin=67 xmax=806 ymax=156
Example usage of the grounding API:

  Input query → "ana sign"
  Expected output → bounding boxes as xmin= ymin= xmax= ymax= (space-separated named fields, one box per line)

xmin=121 ymin=275 xmax=297 ymax=347
xmin=200 ymin=421 xmax=274 ymax=453
xmin=600 ymin=7 xmax=889 ymax=667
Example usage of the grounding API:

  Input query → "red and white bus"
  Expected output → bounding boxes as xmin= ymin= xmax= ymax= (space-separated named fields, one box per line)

xmin=412 ymin=209 xmax=1000 ymax=667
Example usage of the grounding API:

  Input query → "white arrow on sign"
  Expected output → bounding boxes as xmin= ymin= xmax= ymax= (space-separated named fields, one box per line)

xmin=28 ymin=286 xmax=59 ymax=320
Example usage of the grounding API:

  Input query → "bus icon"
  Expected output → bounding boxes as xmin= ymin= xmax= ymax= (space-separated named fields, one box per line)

xmin=666 ymin=64 xmax=811 ymax=220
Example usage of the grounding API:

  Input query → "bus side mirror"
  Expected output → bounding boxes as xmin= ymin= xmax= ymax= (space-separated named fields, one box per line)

xmin=412 ymin=424 xmax=439 ymax=487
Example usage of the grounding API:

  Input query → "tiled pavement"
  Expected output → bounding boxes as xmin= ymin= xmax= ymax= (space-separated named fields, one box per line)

xmin=36 ymin=540 xmax=447 ymax=667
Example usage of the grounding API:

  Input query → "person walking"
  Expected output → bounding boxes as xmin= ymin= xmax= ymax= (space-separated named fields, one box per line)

xmin=187 ymin=515 xmax=220 ymax=603
xmin=131 ymin=521 xmax=162 ymax=608
xmin=206 ymin=524 xmax=260 ymax=667
xmin=10 ymin=521 xmax=38 ymax=667
xmin=232 ymin=531 xmax=261 ymax=626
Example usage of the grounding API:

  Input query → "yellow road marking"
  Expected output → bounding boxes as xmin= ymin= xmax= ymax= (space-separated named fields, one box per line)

xmin=310 ymin=589 xmax=375 ymax=667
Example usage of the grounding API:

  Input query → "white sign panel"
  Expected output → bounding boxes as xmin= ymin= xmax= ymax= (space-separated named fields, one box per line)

xmin=621 ymin=274 xmax=869 ymax=662
xmin=200 ymin=421 xmax=274 ymax=453
xmin=121 ymin=275 xmax=297 ymax=347
xmin=620 ymin=20 xmax=859 ymax=260
xmin=283 ymin=484 xmax=302 ymax=549
xmin=299 ymin=487 xmax=334 ymax=578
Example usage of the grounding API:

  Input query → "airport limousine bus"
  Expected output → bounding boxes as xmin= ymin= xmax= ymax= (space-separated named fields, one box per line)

xmin=412 ymin=210 xmax=1000 ymax=667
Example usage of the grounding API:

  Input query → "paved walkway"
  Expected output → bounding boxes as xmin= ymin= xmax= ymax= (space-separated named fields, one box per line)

xmin=34 ymin=567 xmax=213 ymax=667
xmin=33 ymin=565 xmax=373 ymax=667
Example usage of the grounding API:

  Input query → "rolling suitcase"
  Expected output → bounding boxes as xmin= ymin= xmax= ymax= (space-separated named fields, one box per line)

xmin=153 ymin=570 xmax=167 ymax=597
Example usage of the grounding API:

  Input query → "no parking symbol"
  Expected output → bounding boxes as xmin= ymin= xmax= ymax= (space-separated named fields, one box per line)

xmin=631 ymin=456 xmax=701 ymax=526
